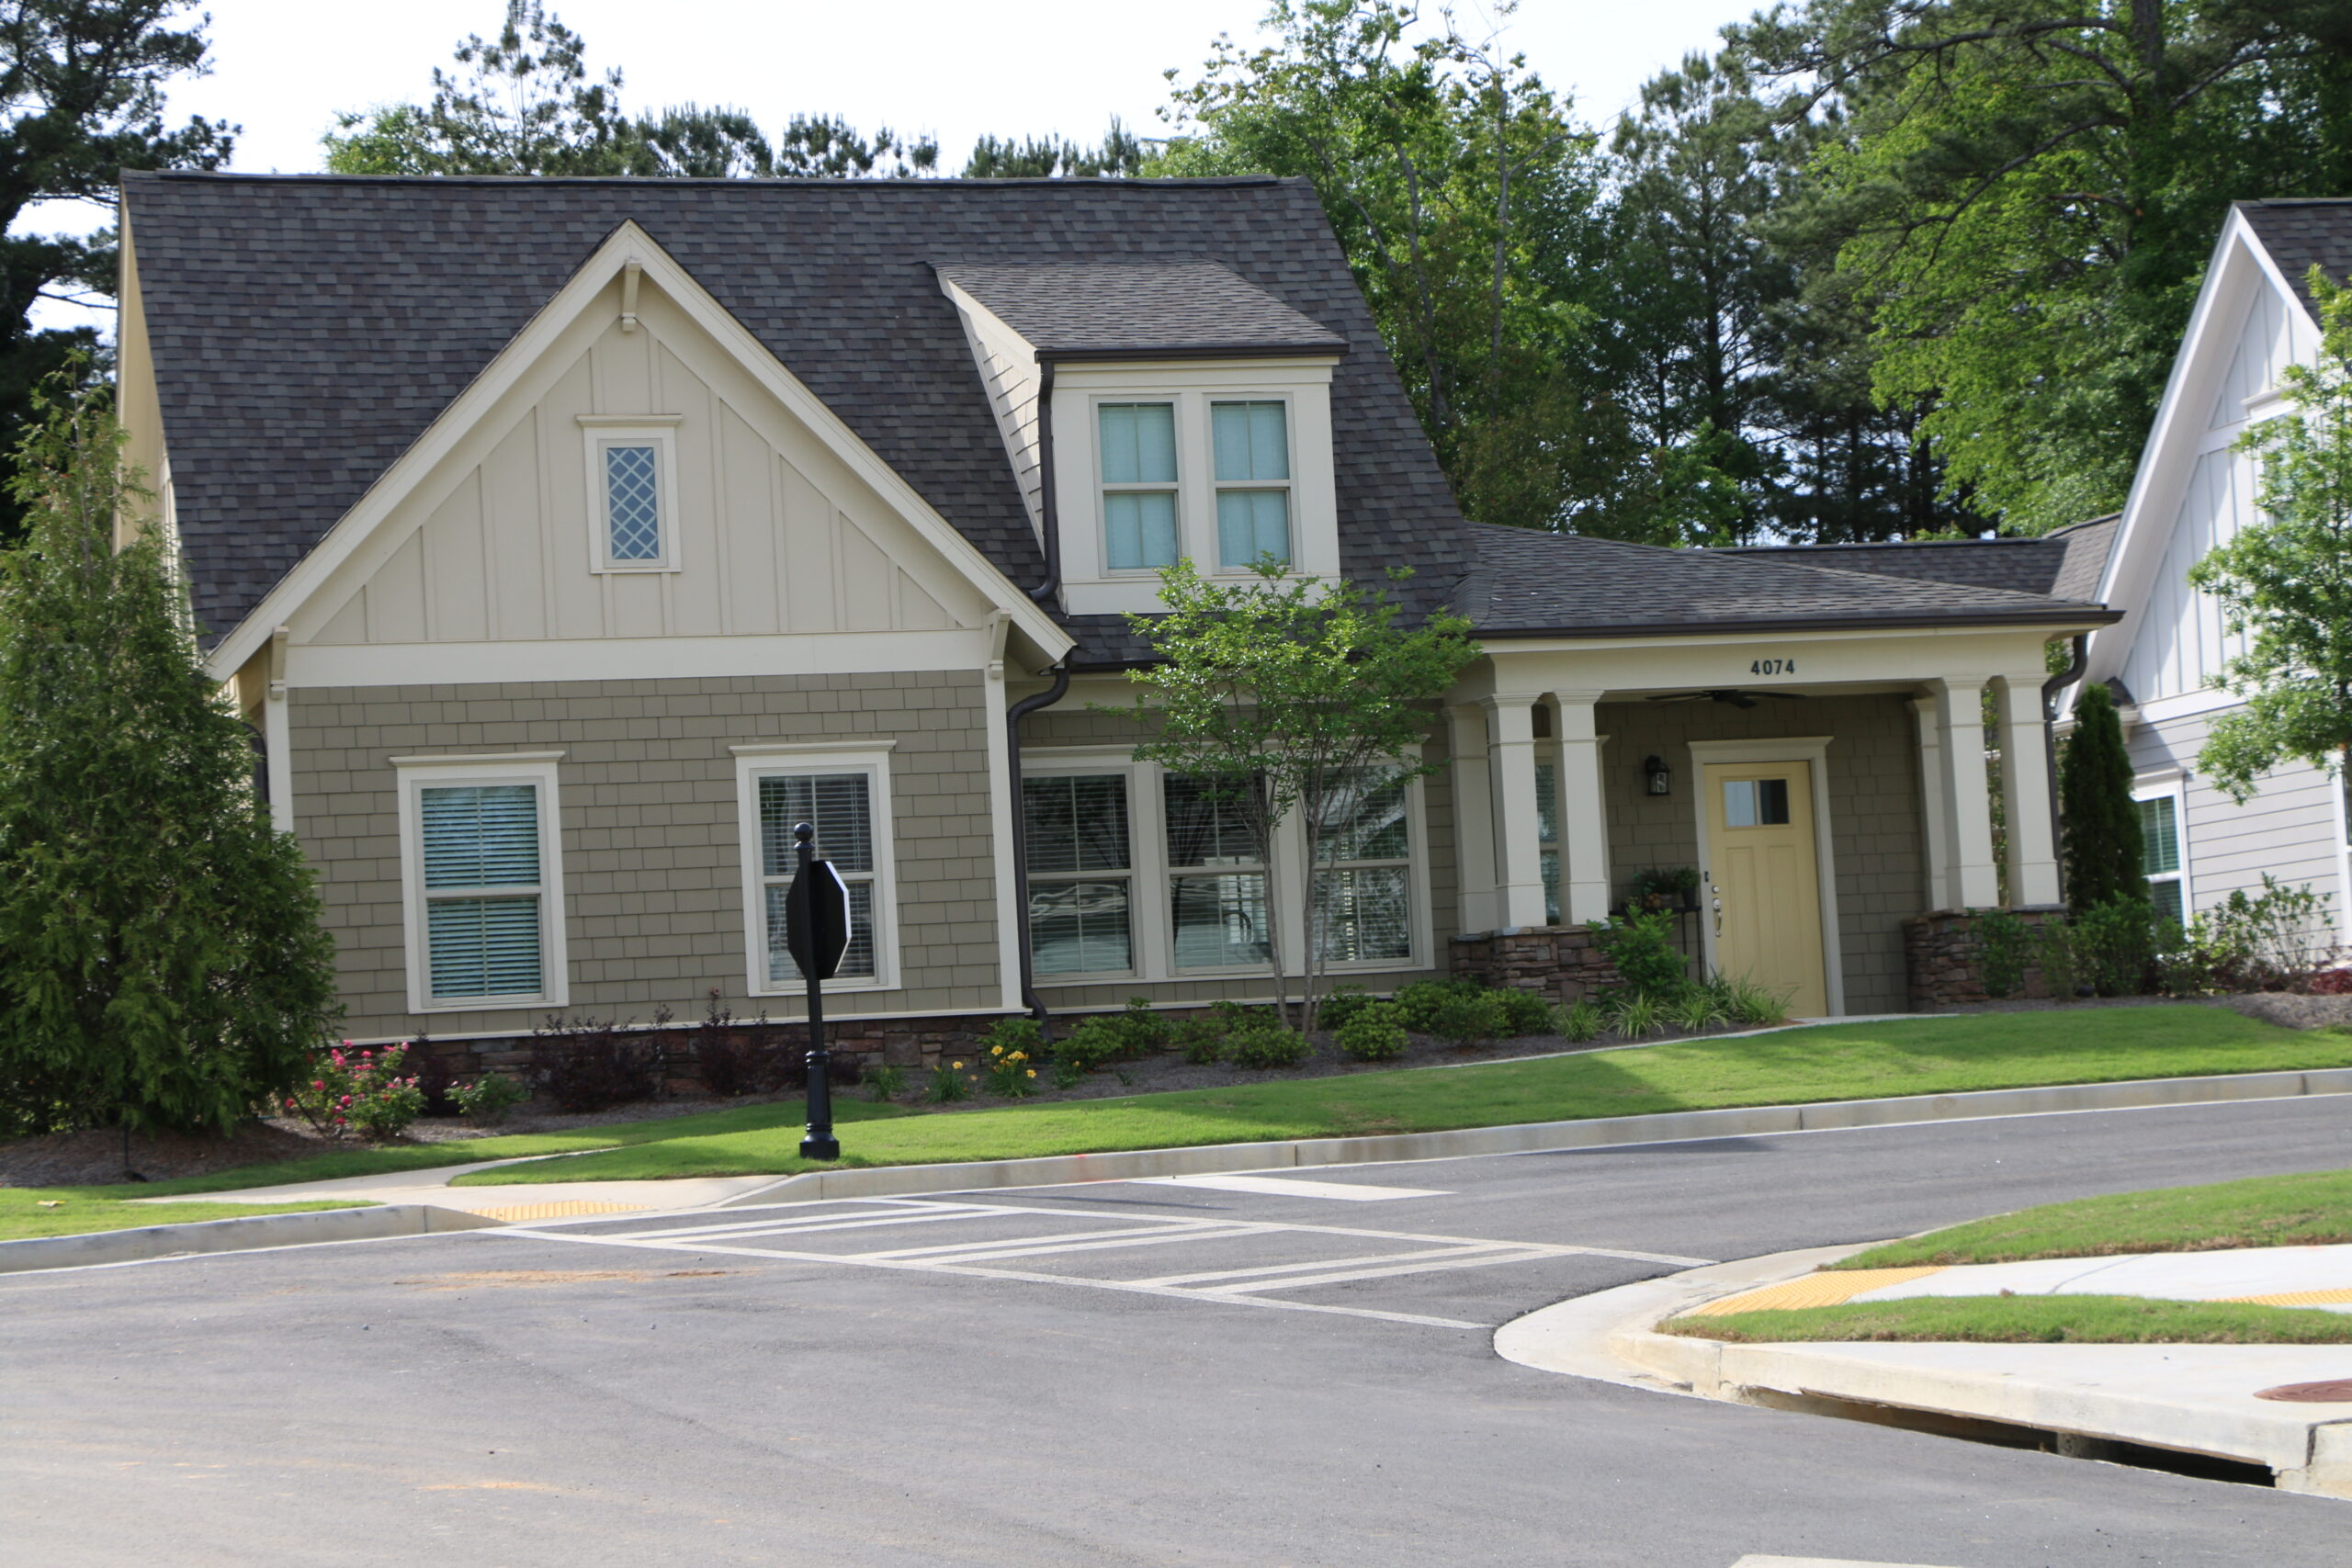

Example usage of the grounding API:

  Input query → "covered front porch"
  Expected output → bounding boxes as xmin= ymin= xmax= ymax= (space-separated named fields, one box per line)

xmin=1443 ymin=628 xmax=2068 ymax=1016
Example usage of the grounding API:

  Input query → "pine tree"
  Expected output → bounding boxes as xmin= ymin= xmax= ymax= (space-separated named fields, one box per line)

xmin=2058 ymin=682 xmax=2147 ymax=915
xmin=0 ymin=379 xmax=338 ymax=1136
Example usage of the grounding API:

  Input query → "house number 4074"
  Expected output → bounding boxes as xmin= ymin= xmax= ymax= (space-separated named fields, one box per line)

xmin=1750 ymin=658 xmax=1795 ymax=675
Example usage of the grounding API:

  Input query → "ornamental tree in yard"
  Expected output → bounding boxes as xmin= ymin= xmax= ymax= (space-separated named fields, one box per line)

xmin=2192 ymin=269 xmax=2352 ymax=808
xmin=2059 ymin=682 xmax=2146 ymax=916
xmin=0 ymin=379 xmax=337 ymax=1136
xmin=1116 ymin=558 xmax=1478 ymax=1033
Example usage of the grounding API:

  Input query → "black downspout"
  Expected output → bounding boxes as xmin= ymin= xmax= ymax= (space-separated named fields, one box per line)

xmin=1007 ymin=355 xmax=1068 ymax=1021
xmin=1007 ymin=666 xmax=1070 ymax=1022
xmin=2041 ymin=635 xmax=2090 ymax=907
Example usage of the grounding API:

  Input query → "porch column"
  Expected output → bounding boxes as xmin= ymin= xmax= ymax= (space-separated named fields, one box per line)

xmin=1552 ymin=692 xmax=1611 ymax=925
xmin=1931 ymin=676 xmax=2001 ymax=909
xmin=1483 ymin=694 xmax=1549 ymax=929
xmin=1994 ymin=671 xmax=2062 ymax=907
xmin=1910 ymin=696 xmax=1951 ymax=910
xmin=1448 ymin=704 xmax=1498 ymax=932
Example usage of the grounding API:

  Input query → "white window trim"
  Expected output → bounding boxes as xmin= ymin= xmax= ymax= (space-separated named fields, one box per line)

xmin=1023 ymin=750 xmax=1430 ymax=985
xmin=579 ymin=416 xmax=684 ymax=574
xmin=2134 ymin=775 xmax=2191 ymax=921
xmin=393 ymin=752 xmax=569 ymax=1016
xmin=1686 ymin=736 xmax=1844 ymax=1017
xmin=732 ymin=742 xmax=900 ymax=998
xmin=1093 ymin=400 xmax=1183 ymax=579
xmin=1208 ymin=397 xmax=1297 ymax=572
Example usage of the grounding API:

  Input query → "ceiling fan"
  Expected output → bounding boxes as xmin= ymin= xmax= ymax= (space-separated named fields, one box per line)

xmin=1645 ymin=689 xmax=1811 ymax=710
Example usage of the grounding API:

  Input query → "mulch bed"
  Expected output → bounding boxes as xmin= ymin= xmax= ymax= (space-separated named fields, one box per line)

xmin=0 ymin=1121 xmax=327 ymax=1189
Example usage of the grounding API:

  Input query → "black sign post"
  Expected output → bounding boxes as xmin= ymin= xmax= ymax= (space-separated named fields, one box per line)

xmin=785 ymin=822 xmax=851 ymax=1161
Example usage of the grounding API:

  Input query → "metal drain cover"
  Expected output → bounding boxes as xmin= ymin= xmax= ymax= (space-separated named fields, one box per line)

xmin=2253 ymin=1379 xmax=2352 ymax=1403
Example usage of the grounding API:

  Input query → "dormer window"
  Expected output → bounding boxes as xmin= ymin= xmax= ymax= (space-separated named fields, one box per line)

xmin=1098 ymin=402 xmax=1180 ymax=570
xmin=1212 ymin=400 xmax=1292 ymax=568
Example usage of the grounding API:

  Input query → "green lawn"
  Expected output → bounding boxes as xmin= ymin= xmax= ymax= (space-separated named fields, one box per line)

xmin=1663 ymin=1294 xmax=2352 ymax=1345
xmin=438 ymin=1006 xmax=2351 ymax=1187
xmin=1837 ymin=1168 xmax=2352 ymax=1270
xmin=0 ymin=1190 xmax=370 ymax=1243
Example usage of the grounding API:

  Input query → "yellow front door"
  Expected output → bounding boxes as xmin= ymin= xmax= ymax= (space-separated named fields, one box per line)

xmin=1703 ymin=761 xmax=1827 ymax=1018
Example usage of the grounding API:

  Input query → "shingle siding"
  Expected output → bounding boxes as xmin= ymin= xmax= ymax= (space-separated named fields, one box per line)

xmin=293 ymin=671 xmax=1003 ymax=1039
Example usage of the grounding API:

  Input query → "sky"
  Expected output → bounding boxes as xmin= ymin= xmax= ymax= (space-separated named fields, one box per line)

xmin=32 ymin=0 xmax=1760 ymax=330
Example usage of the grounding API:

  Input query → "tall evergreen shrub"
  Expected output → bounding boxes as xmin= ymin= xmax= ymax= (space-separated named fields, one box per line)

xmin=2059 ymin=683 xmax=2148 ymax=915
xmin=0 ymin=382 xmax=338 ymax=1135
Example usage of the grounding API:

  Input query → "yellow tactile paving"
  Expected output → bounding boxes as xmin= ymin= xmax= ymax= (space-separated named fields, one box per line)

xmin=2217 ymin=1288 xmax=2352 ymax=1308
xmin=1685 ymin=1266 xmax=1948 ymax=1316
xmin=461 ymin=1201 xmax=649 ymax=1223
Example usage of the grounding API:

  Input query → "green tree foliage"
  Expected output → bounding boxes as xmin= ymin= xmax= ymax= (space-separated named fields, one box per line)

xmin=2059 ymin=682 xmax=2147 ymax=914
xmin=1157 ymin=2 xmax=1660 ymax=538
xmin=1114 ymin=558 xmax=1476 ymax=1031
xmin=1738 ymin=0 xmax=2352 ymax=535
xmin=963 ymin=117 xmax=1148 ymax=178
xmin=0 ymin=379 xmax=338 ymax=1135
xmin=325 ymin=1 xmax=942 ymax=178
xmin=0 ymin=0 xmax=232 ymax=545
xmin=2191 ymin=269 xmax=2352 ymax=804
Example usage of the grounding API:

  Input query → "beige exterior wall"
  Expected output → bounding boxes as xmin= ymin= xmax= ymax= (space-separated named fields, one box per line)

xmin=292 ymin=671 xmax=1001 ymax=1040
xmin=1596 ymin=694 xmax=1927 ymax=1014
xmin=1023 ymin=700 xmax=1459 ymax=1009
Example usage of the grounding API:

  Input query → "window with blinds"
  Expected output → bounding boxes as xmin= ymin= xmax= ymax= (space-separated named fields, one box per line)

xmin=1312 ymin=769 xmax=1412 ymax=964
xmin=1165 ymin=773 xmax=1270 ymax=969
xmin=1212 ymin=400 xmax=1291 ymax=569
xmin=1024 ymin=773 xmax=1133 ymax=976
xmin=2139 ymin=793 xmax=2185 ymax=925
xmin=418 ymin=784 xmax=547 ymax=1000
xmin=757 ymin=772 xmax=878 ymax=984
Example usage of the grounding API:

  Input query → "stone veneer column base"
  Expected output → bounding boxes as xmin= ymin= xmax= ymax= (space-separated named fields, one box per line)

xmin=1902 ymin=906 xmax=2066 ymax=1008
xmin=1450 ymin=926 xmax=1623 ymax=1004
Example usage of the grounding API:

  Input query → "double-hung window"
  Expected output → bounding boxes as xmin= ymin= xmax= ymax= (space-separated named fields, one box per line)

xmin=581 ymin=418 xmax=680 ymax=572
xmin=1023 ymin=773 xmax=1134 ymax=976
xmin=1212 ymin=400 xmax=1291 ymax=569
xmin=1313 ymin=769 xmax=1412 ymax=964
xmin=1099 ymin=402 xmax=1179 ymax=571
xmin=397 ymin=755 xmax=567 ymax=1012
xmin=1165 ymin=773 xmax=1271 ymax=969
xmin=2138 ymin=788 xmax=2186 ymax=925
xmin=736 ymin=747 xmax=896 ymax=993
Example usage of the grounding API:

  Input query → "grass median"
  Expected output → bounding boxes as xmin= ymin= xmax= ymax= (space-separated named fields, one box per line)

xmin=0 ymin=1190 xmax=374 ymax=1243
xmin=1664 ymin=1295 xmax=2352 ymax=1346
xmin=440 ymin=1005 xmax=2351 ymax=1187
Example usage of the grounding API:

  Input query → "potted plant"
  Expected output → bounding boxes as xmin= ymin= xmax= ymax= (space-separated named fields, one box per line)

xmin=1626 ymin=866 xmax=1702 ymax=914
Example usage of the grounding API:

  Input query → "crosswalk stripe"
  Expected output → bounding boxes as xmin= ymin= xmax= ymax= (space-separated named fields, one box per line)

xmin=1203 ymin=1248 xmax=1566 ymax=1294
xmin=1132 ymin=1244 xmax=1516 ymax=1288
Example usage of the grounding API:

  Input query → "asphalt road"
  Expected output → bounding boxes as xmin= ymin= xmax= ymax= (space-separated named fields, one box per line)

xmin=5 ymin=1095 xmax=2348 ymax=1567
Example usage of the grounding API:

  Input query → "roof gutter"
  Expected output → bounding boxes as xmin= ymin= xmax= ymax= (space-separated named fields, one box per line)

xmin=1472 ymin=607 xmax=2125 ymax=642
xmin=1004 ymin=663 xmax=1071 ymax=1024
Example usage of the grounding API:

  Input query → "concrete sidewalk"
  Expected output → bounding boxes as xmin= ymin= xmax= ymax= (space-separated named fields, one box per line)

xmin=1690 ymin=1242 xmax=2352 ymax=1315
xmin=1498 ymin=1246 xmax=2352 ymax=1499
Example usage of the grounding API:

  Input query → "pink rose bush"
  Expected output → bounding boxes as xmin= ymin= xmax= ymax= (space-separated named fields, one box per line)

xmin=284 ymin=1041 xmax=427 ymax=1140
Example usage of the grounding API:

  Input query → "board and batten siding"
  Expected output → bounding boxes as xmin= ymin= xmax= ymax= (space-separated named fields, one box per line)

xmin=2127 ymin=708 xmax=2349 ymax=929
xmin=293 ymin=289 xmax=996 ymax=653
xmin=290 ymin=672 xmax=1003 ymax=1041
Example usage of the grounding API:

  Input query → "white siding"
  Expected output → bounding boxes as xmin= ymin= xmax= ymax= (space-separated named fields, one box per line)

xmin=2207 ymin=281 xmax=2290 ymax=429
xmin=2121 ymin=446 xmax=2256 ymax=703
xmin=2127 ymin=708 xmax=2348 ymax=935
xmin=947 ymin=295 xmax=1046 ymax=538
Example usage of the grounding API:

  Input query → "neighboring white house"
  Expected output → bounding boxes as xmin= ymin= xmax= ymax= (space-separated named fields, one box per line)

xmin=2074 ymin=198 xmax=2352 ymax=938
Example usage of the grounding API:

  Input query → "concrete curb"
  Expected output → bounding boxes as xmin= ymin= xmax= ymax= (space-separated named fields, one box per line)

xmin=713 ymin=1066 xmax=2352 ymax=1207
xmin=0 ymin=1203 xmax=504 ymax=1276
xmin=1497 ymin=1245 xmax=2352 ymax=1499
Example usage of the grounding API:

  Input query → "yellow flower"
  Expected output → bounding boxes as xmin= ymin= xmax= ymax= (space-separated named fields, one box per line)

xmin=951 ymin=1061 xmax=964 ymax=1069
xmin=1026 ymin=1069 xmax=1037 ymax=1078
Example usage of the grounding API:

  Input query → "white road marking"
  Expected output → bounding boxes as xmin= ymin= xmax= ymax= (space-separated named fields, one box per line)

xmin=490 ymin=1196 xmax=1712 ymax=1332
xmin=1131 ymin=1174 xmax=1453 ymax=1201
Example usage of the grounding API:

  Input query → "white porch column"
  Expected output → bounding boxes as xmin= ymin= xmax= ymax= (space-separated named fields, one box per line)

xmin=1483 ymin=694 xmax=1549 ymax=929
xmin=1931 ymin=676 xmax=2000 ymax=909
xmin=1448 ymin=704 xmax=1498 ymax=932
xmin=1552 ymin=692 xmax=1611 ymax=925
xmin=1910 ymin=696 xmax=1951 ymax=911
xmin=265 ymin=624 xmax=293 ymax=834
xmin=1994 ymin=671 xmax=2062 ymax=907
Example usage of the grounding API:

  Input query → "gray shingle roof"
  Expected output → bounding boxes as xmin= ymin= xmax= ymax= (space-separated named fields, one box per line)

xmin=1458 ymin=525 xmax=2114 ymax=637
xmin=1721 ymin=514 xmax=2120 ymax=604
xmin=934 ymin=260 xmax=1347 ymax=360
xmin=2237 ymin=199 xmax=2352 ymax=320
xmin=121 ymin=172 xmax=1466 ymax=650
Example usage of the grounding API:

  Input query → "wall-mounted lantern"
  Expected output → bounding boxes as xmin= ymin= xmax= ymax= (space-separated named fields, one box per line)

xmin=1642 ymin=754 xmax=1672 ymax=796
